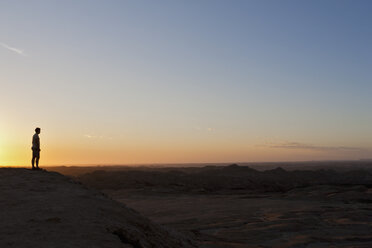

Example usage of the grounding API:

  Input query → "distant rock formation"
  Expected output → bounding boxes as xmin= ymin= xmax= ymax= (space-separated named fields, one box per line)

xmin=0 ymin=168 xmax=197 ymax=248
xmin=77 ymin=165 xmax=372 ymax=193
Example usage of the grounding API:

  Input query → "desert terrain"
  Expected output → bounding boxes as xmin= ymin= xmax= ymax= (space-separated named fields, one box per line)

xmin=0 ymin=168 xmax=196 ymax=248
xmin=48 ymin=162 xmax=372 ymax=248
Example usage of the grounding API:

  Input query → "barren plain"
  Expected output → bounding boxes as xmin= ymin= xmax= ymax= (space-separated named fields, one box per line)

xmin=52 ymin=162 xmax=372 ymax=248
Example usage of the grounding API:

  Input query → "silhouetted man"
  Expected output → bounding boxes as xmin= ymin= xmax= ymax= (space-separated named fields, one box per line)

xmin=32 ymin=127 xmax=41 ymax=170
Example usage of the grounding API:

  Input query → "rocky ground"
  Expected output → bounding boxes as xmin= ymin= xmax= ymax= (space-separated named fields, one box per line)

xmin=73 ymin=164 xmax=372 ymax=248
xmin=108 ymin=186 xmax=372 ymax=248
xmin=0 ymin=168 xmax=197 ymax=248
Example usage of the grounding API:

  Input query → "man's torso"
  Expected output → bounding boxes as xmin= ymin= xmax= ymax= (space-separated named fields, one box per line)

xmin=32 ymin=133 xmax=40 ymax=150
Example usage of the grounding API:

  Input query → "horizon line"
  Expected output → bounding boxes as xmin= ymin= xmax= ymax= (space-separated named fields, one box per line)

xmin=1 ymin=159 xmax=372 ymax=168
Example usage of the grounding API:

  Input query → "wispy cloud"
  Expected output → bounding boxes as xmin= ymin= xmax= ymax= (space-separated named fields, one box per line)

xmin=84 ymin=134 xmax=113 ymax=140
xmin=193 ymin=126 xmax=216 ymax=132
xmin=0 ymin=42 xmax=26 ymax=56
xmin=262 ymin=142 xmax=364 ymax=152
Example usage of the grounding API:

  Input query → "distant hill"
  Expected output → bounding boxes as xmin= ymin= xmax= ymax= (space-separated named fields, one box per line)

xmin=76 ymin=164 xmax=372 ymax=193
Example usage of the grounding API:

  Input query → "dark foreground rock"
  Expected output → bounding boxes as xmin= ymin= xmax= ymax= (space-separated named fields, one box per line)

xmin=108 ymin=185 xmax=372 ymax=248
xmin=0 ymin=168 xmax=197 ymax=248
xmin=70 ymin=165 xmax=372 ymax=247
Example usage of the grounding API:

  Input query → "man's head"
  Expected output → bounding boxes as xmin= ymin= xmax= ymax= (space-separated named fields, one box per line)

xmin=35 ymin=127 xmax=41 ymax=134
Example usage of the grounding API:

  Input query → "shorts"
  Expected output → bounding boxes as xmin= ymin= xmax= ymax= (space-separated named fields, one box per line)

xmin=32 ymin=148 xmax=40 ymax=158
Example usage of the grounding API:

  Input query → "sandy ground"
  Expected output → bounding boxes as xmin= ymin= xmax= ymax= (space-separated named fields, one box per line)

xmin=107 ymin=186 xmax=372 ymax=248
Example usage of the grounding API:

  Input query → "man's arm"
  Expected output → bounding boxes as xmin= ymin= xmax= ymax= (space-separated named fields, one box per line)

xmin=36 ymin=136 xmax=40 ymax=150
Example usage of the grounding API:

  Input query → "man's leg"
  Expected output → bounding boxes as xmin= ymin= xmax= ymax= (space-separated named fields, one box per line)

xmin=36 ymin=156 xmax=40 ymax=168
xmin=32 ymin=155 xmax=35 ymax=169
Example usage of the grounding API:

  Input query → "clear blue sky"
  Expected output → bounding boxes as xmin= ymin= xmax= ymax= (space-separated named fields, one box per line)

xmin=1 ymin=0 xmax=371 ymax=165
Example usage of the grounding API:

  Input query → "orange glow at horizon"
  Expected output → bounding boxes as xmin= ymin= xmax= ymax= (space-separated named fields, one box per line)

xmin=1 ymin=1 xmax=372 ymax=167
xmin=0 ymin=119 xmax=370 ymax=167
xmin=0 ymin=140 xmax=368 ymax=167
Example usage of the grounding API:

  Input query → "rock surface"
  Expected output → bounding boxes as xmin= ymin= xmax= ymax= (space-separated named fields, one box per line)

xmin=70 ymin=165 xmax=372 ymax=247
xmin=0 ymin=168 xmax=197 ymax=248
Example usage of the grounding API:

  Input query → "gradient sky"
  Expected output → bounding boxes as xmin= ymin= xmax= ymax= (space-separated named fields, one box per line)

xmin=1 ymin=0 xmax=371 ymax=166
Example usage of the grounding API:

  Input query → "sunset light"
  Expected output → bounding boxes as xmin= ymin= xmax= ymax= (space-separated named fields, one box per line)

xmin=1 ymin=1 xmax=371 ymax=166
xmin=1 ymin=2 xmax=372 ymax=247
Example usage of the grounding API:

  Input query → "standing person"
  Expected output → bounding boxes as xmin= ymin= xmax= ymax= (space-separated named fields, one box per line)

xmin=32 ymin=127 xmax=41 ymax=170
